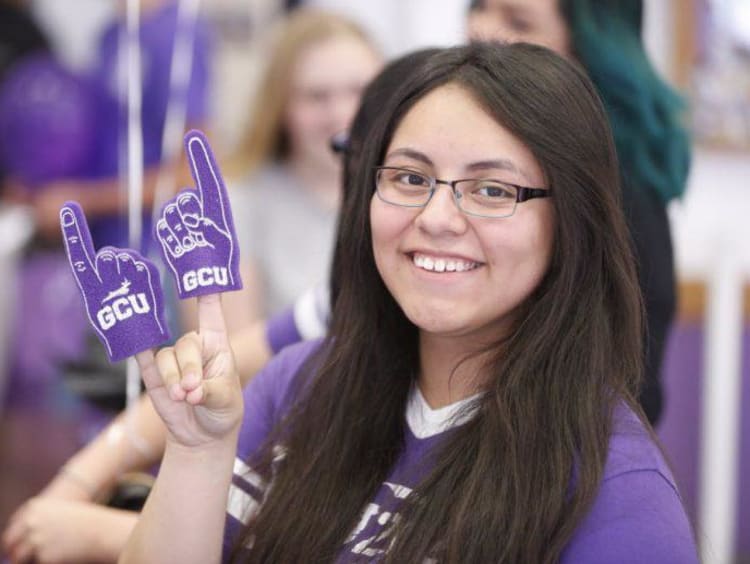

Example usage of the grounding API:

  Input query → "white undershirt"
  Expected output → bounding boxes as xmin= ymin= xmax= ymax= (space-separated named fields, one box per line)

xmin=405 ymin=385 xmax=482 ymax=439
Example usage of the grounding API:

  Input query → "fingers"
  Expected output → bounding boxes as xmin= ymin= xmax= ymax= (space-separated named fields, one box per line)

xmin=95 ymin=247 xmax=119 ymax=280
xmin=155 ymin=333 xmax=203 ymax=401
xmin=116 ymin=251 xmax=139 ymax=282
xmin=176 ymin=191 xmax=207 ymax=246
xmin=135 ymin=349 xmax=161 ymax=392
xmin=59 ymin=202 xmax=99 ymax=288
xmin=155 ymin=347 xmax=185 ymax=401
xmin=184 ymin=131 xmax=229 ymax=229
xmin=157 ymin=218 xmax=184 ymax=258
xmin=197 ymin=293 xmax=228 ymax=339
xmin=2 ymin=507 xmax=25 ymax=551
xmin=164 ymin=202 xmax=196 ymax=251
xmin=2 ymin=505 xmax=34 ymax=564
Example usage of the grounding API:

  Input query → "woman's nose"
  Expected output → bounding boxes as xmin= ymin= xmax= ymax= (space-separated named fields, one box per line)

xmin=413 ymin=183 xmax=468 ymax=236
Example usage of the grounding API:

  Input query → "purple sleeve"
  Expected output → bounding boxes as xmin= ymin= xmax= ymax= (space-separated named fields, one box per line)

xmin=237 ymin=339 xmax=322 ymax=454
xmin=265 ymin=285 xmax=330 ymax=354
xmin=265 ymin=308 xmax=302 ymax=355
xmin=561 ymin=470 xmax=698 ymax=563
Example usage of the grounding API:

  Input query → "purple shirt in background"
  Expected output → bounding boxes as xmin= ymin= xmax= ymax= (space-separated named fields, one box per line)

xmin=87 ymin=1 xmax=211 ymax=250
xmin=224 ymin=340 xmax=698 ymax=563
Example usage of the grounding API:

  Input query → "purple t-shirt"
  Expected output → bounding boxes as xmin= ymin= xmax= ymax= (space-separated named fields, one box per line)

xmin=224 ymin=340 xmax=698 ymax=562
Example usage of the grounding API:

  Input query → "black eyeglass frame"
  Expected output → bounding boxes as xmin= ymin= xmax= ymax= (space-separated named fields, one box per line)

xmin=373 ymin=166 xmax=552 ymax=218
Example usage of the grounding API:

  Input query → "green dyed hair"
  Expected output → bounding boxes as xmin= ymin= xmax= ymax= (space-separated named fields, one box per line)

xmin=468 ymin=0 xmax=691 ymax=201
xmin=560 ymin=0 xmax=691 ymax=201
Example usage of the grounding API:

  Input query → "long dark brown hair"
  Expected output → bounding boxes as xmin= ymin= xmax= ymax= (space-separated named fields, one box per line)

xmin=233 ymin=42 xmax=643 ymax=563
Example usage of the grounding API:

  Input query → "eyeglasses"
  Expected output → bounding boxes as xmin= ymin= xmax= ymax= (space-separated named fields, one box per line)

xmin=374 ymin=166 xmax=551 ymax=219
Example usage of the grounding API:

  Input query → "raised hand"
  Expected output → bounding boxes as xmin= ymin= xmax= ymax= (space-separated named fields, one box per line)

xmin=156 ymin=130 xmax=242 ymax=299
xmin=60 ymin=202 xmax=169 ymax=362
xmin=134 ymin=292 xmax=243 ymax=448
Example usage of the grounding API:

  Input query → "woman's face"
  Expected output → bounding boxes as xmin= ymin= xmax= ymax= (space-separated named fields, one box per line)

xmin=467 ymin=0 xmax=572 ymax=58
xmin=370 ymin=83 xmax=554 ymax=344
xmin=285 ymin=35 xmax=381 ymax=171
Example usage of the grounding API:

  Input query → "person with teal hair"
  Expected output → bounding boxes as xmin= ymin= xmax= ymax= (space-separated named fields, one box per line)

xmin=468 ymin=0 xmax=691 ymax=425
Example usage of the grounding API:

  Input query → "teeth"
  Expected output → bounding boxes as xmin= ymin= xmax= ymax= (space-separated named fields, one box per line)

xmin=412 ymin=253 xmax=478 ymax=273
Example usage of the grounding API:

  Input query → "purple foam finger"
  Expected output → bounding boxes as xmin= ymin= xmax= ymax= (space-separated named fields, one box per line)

xmin=155 ymin=130 xmax=242 ymax=299
xmin=61 ymin=201 xmax=170 ymax=362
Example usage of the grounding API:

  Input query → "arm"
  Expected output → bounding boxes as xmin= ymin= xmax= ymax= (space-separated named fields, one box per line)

xmin=3 ymin=499 xmax=138 ymax=564
xmin=121 ymin=294 xmax=243 ymax=564
xmin=43 ymin=394 xmax=166 ymax=502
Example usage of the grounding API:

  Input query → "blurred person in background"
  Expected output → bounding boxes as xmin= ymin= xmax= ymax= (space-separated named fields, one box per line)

xmin=467 ymin=0 xmax=691 ymax=426
xmin=0 ymin=0 xmax=212 ymax=396
xmin=218 ymin=8 xmax=381 ymax=330
xmin=5 ymin=0 xmax=212 ymax=247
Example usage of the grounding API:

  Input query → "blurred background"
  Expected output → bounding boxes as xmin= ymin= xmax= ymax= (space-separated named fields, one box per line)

xmin=0 ymin=0 xmax=748 ymax=562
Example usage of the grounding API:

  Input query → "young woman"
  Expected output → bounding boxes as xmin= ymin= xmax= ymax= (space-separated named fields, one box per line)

xmin=122 ymin=42 xmax=697 ymax=563
xmin=223 ymin=8 xmax=381 ymax=326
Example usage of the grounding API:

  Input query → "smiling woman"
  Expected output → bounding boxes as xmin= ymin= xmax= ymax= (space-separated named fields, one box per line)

xmin=120 ymin=43 xmax=697 ymax=564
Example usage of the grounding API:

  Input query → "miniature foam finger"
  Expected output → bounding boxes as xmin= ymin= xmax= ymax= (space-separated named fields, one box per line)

xmin=154 ymin=130 xmax=242 ymax=299
xmin=60 ymin=201 xmax=170 ymax=362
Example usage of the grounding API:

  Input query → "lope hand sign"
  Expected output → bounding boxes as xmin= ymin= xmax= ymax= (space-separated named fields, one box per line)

xmin=60 ymin=202 xmax=170 ymax=362
xmin=156 ymin=130 xmax=242 ymax=299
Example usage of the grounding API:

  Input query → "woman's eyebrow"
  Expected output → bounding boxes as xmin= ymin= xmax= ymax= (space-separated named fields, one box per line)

xmin=384 ymin=148 xmax=433 ymax=166
xmin=467 ymin=159 xmax=519 ymax=175
xmin=384 ymin=150 xmax=532 ymax=182
xmin=467 ymin=159 xmax=536 ymax=183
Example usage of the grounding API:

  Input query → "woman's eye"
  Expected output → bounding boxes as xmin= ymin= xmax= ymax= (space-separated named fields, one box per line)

xmin=396 ymin=173 xmax=428 ymax=186
xmin=477 ymin=183 xmax=513 ymax=198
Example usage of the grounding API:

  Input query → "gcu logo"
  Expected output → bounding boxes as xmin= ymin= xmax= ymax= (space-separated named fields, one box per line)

xmin=183 ymin=267 xmax=228 ymax=292
xmin=97 ymin=294 xmax=151 ymax=330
